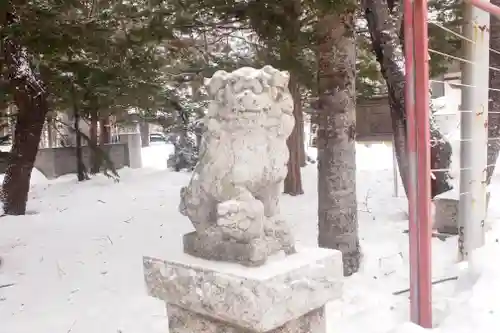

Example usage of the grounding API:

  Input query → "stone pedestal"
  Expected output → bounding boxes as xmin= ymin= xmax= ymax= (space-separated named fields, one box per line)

xmin=167 ymin=304 xmax=325 ymax=333
xmin=433 ymin=189 xmax=490 ymax=234
xmin=143 ymin=248 xmax=343 ymax=333
xmin=119 ymin=131 xmax=142 ymax=169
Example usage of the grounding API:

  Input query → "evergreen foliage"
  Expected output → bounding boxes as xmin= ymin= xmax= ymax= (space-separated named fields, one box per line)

xmin=1 ymin=0 xmax=463 ymax=175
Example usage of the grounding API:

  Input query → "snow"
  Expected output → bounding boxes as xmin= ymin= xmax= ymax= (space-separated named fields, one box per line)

xmin=11 ymin=46 xmax=46 ymax=93
xmin=0 ymin=142 xmax=499 ymax=333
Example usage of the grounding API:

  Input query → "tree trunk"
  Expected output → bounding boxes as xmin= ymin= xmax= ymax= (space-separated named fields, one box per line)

xmin=363 ymin=0 xmax=453 ymax=198
xmin=1 ymin=31 xmax=48 ymax=215
xmin=90 ymin=109 xmax=99 ymax=173
xmin=46 ymin=116 xmax=54 ymax=148
xmin=298 ymin=111 xmax=306 ymax=167
xmin=284 ymin=73 xmax=304 ymax=195
xmin=71 ymin=85 xmax=87 ymax=182
xmin=487 ymin=0 xmax=500 ymax=183
xmin=283 ymin=0 xmax=304 ymax=195
xmin=99 ymin=116 xmax=110 ymax=145
xmin=140 ymin=120 xmax=150 ymax=147
xmin=316 ymin=12 xmax=361 ymax=276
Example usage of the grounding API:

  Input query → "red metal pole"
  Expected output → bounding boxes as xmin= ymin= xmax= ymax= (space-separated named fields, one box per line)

xmin=403 ymin=0 xmax=420 ymax=325
xmin=413 ymin=0 xmax=433 ymax=327
xmin=403 ymin=0 xmax=420 ymax=324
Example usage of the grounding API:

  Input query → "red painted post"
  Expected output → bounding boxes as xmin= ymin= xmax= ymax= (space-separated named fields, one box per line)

xmin=413 ymin=0 xmax=433 ymax=327
xmin=403 ymin=0 xmax=420 ymax=325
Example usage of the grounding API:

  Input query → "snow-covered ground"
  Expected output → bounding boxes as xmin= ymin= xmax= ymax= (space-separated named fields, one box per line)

xmin=0 ymin=142 xmax=499 ymax=333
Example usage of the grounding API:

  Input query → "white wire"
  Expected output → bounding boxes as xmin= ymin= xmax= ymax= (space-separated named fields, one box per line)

xmin=431 ymin=163 xmax=497 ymax=172
xmin=428 ymin=48 xmax=500 ymax=73
xmin=430 ymin=79 xmax=500 ymax=94
xmin=428 ymin=20 xmax=500 ymax=57
xmin=430 ymin=137 xmax=500 ymax=143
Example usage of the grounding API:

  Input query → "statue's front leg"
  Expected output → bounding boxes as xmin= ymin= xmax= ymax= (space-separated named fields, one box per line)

xmin=180 ymin=185 xmax=216 ymax=234
xmin=259 ymin=183 xmax=297 ymax=255
xmin=257 ymin=183 xmax=282 ymax=217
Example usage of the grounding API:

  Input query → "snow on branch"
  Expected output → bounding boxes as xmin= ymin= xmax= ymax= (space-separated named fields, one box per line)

xmin=3 ymin=37 xmax=46 ymax=95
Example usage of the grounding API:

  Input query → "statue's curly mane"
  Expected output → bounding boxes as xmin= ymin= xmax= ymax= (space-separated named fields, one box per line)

xmin=203 ymin=67 xmax=293 ymax=137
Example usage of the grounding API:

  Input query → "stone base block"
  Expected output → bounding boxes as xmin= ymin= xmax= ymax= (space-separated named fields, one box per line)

xmin=143 ymin=247 xmax=343 ymax=332
xmin=433 ymin=189 xmax=490 ymax=234
xmin=167 ymin=303 xmax=325 ymax=333
xmin=183 ymin=231 xmax=283 ymax=267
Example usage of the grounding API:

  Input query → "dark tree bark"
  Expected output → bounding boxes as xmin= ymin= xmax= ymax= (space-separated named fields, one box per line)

xmin=363 ymin=0 xmax=453 ymax=198
xmin=284 ymin=73 xmax=304 ymax=195
xmin=70 ymin=84 xmax=88 ymax=182
xmin=283 ymin=0 xmax=304 ymax=195
xmin=90 ymin=109 xmax=99 ymax=173
xmin=46 ymin=116 xmax=54 ymax=148
xmin=1 ymin=9 xmax=49 ymax=215
xmin=298 ymin=110 xmax=306 ymax=167
xmin=487 ymin=0 xmax=500 ymax=183
xmin=99 ymin=116 xmax=110 ymax=145
xmin=74 ymin=111 xmax=86 ymax=181
xmin=316 ymin=11 xmax=361 ymax=277
xmin=140 ymin=120 xmax=150 ymax=147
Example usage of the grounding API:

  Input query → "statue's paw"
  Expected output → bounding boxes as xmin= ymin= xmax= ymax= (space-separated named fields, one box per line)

xmin=216 ymin=200 xmax=264 ymax=242
xmin=264 ymin=216 xmax=296 ymax=255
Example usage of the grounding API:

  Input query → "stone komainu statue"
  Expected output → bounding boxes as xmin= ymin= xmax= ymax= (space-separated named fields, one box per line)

xmin=179 ymin=65 xmax=297 ymax=266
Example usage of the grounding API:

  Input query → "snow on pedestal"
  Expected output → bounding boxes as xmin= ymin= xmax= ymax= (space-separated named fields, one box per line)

xmin=143 ymin=66 xmax=343 ymax=332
